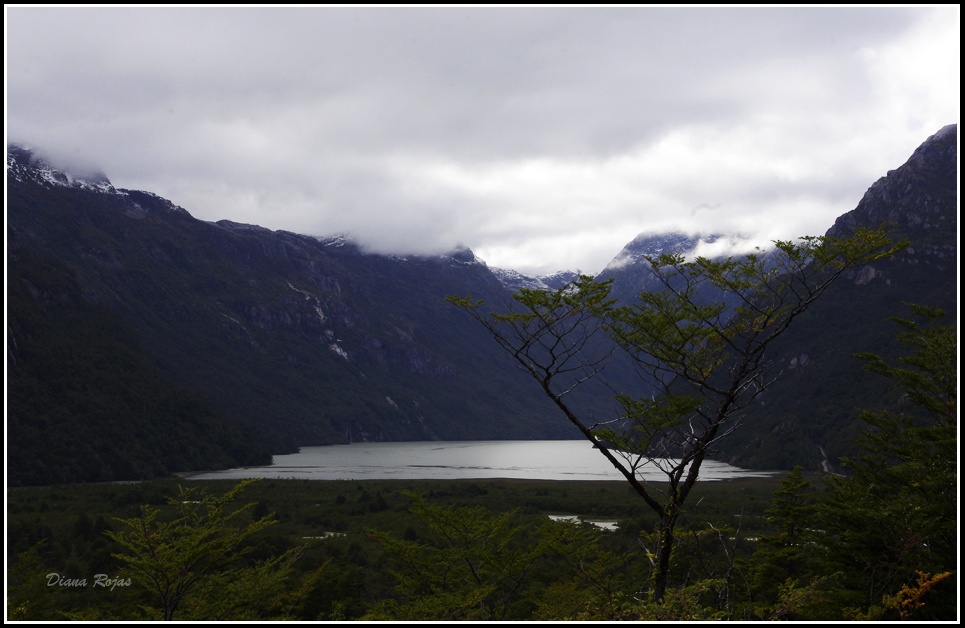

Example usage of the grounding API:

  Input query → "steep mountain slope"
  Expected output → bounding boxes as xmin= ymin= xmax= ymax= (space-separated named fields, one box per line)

xmin=721 ymin=124 xmax=958 ymax=471
xmin=7 ymin=250 xmax=272 ymax=485
xmin=7 ymin=147 xmax=573 ymax=484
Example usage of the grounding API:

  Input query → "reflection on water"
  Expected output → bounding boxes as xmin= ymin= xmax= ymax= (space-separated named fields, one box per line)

xmin=183 ymin=440 xmax=777 ymax=482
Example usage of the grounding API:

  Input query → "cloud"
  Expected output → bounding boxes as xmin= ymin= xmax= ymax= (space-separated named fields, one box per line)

xmin=6 ymin=6 xmax=959 ymax=275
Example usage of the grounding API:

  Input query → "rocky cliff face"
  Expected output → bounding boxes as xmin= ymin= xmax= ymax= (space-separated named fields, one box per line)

xmin=829 ymin=125 xmax=957 ymax=238
xmin=827 ymin=124 xmax=957 ymax=286
xmin=720 ymin=125 xmax=958 ymax=471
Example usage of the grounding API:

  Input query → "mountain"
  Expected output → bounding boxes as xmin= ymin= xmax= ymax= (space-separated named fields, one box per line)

xmin=6 ymin=146 xmax=575 ymax=485
xmin=598 ymin=232 xmax=766 ymax=309
xmin=583 ymin=126 xmax=956 ymax=472
xmin=7 ymin=249 xmax=274 ymax=485
xmin=605 ymin=232 xmax=715 ymax=270
xmin=6 ymin=143 xmax=115 ymax=191
xmin=491 ymin=267 xmax=583 ymax=292
xmin=721 ymin=124 xmax=958 ymax=471
xmin=5 ymin=125 xmax=957 ymax=483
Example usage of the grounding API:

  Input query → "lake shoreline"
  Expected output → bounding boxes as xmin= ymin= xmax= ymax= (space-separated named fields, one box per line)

xmin=179 ymin=440 xmax=780 ymax=483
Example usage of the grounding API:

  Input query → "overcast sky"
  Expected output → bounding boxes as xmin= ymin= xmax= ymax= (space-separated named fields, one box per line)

xmin=5 ymin=6 xmax=960 ymax=275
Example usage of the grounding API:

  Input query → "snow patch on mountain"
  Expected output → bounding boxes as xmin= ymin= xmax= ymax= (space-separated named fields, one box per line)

xmin=315 ymin=234 xmax=352 ymax=248
xmin=491 ymin=268 xmax=550 ymax=290
xmin=440 ymin=245 xmax=485 ymax=266
xmin=604 ymin=232 xmax=702 ymax=271
xmin=604 ymin=232 xmax=762 ymax=271
xmin=314 ymin=234 xmax=485 ymax=268
xmin=491 ymin=267 xmax=583 ymax=292
xmin=7 ymin=143 xmax=119 ymax=194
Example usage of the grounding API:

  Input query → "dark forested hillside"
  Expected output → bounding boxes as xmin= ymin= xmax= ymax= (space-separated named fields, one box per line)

xmin=7 ymin=251 xmax=272 ymax=486
xmin=6 ymin=147 xmax=572 ymax=484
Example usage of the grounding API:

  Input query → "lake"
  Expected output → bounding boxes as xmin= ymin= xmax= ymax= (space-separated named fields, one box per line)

xmin=183 ymin=440 xmax=777 ymax=482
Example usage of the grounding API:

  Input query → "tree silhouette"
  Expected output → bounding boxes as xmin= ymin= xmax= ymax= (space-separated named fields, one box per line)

xmin=449 ymin=226 xmax=902 ymax=602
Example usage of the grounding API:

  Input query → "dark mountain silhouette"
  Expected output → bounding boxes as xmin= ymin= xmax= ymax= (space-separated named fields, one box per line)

xmin=709 ymin=125 xmax=957 ymax=470
xmin=5 ymin=125 xmax=956 ymax=484
xmin=7 ymin=147 xmax=573 ymax=485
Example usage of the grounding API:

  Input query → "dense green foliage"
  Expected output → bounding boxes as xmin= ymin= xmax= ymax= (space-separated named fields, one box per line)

xmin=365 ymin=495 xmax=546 ymax=620
xmin=8 ymin=368 xmax=957 ymax=625
xmin=7 ymin=476 xmax=781 ymax=620
xmin=105 ymin=479 xmax=305 ymax=620
xmin=7 ymin=252 xmax=271 ymax=486
xmin=810 ymin=307 xmax=957 ymax=620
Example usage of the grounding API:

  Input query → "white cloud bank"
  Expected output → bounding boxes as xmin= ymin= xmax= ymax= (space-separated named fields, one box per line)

xmin=5 ymin=6 xmax=959 ymax=275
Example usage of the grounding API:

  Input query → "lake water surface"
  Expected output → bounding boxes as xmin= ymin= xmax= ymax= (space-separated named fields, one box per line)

xmin=184 ymin=440 xmax=777 ymax=482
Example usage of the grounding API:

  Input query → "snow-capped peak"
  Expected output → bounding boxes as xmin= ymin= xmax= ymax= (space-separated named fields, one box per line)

xmin=490 ymin=267 xmax=582 ymax=292
xmin=604 ymin=232 xmax=722 ymax=271
xmin=314 ymin=234 xmax=352 ymax=247
xmin=7 ymin=143 xmax=119 ymax=194
xmin=603 ymin=231 xmax=768 ymax=272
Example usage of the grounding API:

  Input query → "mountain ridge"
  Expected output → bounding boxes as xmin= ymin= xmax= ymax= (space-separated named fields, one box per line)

xmin=6 ymin=125 xmax=957 ymax=483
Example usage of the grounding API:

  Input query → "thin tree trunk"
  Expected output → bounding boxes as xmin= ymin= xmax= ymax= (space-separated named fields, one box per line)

xmin=653 ymin=511 xmax=678 ymax=603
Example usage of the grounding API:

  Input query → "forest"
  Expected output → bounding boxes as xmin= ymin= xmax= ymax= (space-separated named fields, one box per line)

xmin=5 ymin=472 xmax=954 ymax=620
xmin=6 ymin=305 xmax=956 ymax=621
